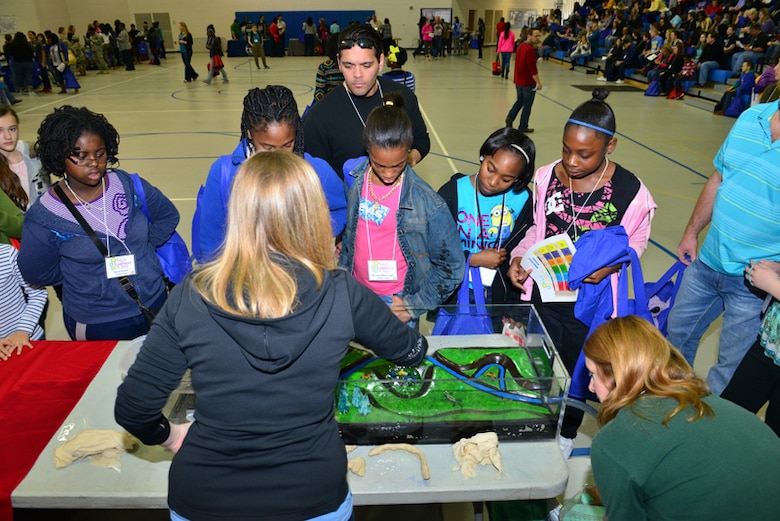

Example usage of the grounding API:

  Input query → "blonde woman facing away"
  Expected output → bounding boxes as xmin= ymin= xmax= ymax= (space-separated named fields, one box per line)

xmin=115 ymin=151 xmax=426 ymax=521
xmin=584 ymin=316 xmax=780 ymax=521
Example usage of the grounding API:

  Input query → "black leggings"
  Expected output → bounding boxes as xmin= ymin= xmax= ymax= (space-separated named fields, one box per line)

xmin=531 ymin=291 xmax=590 ymax=439
xmin=721 ymin=339 xmax=780 ymax=437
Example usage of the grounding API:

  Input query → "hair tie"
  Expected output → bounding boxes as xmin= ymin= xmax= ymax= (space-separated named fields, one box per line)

xmin=567 ymin=118 xmax=615 ymax=136
xmin=384 ymin=100 xmax=394 ymax=107
xmin=509 ymin=143 xmax=531 ymax=165
xmin=387 ymin=45 xmax=400 ymax=63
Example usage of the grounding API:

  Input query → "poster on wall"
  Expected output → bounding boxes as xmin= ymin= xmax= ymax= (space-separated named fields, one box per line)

xmin=421 ymin=8 xmax=452 ymax=24
xmin=0 ymin=16 xmax=16 ymax=35
xmin=509 ymin=10 xmax=538 ymax=30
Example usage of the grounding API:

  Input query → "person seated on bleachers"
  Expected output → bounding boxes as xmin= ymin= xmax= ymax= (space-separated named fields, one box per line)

xmin=646 ymin=43 xmax=674 ymax=82
xmin=731 ymin=22 xmax=768 ymax=75
xmin=659 ymin=41 xmax=686 ymax=95
xmin=602 ymin=38 xmax=639 ymax=82
xmin=722 ymin=24 xmax=740 ymax=68
xmin=714 ymin=60 xmax=756 ymax=115
xmin=696 ymin=31 xmax=725 ymax=86
xmin=568 ymin=33 xmax=592 ymax=68
xmin=637 ymin=24 xmax=664 ymax=73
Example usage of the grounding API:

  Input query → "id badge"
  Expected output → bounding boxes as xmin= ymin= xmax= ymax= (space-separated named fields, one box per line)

xmin=368 ymin=260 xmax=398 ymax=281
xmin=105 ymin=254 xmax=137 ymax=279
xmin=478 ymin=267 xmax=497 ymax=286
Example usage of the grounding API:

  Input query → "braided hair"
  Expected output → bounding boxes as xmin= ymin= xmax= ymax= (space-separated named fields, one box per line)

xmin=564 ymin=88 xmax=617 ymax=143
xmin=241 ymin=85 xmax=304 ymax=156
xmin=34 ymin=105 xmax=120 ymax=177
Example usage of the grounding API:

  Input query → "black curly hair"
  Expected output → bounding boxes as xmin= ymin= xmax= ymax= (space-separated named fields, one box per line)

xmin=34 ymin=105 xmax=120 ymax=177
xmin=240 ymin=85 xmax=304 ymax=156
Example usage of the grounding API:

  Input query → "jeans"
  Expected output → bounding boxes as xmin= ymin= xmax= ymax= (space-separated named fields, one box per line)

xmin=500 ymin=51 xmax=512 ymax=76
xmin=63 ymin=291 xmax=166 ymax=341
xmin=697 ymin=60 xmax=718 ymax=84
xmin=666 ymin=258 xmax=764 ymax=394
xmin=169 ymin=492 xmax=357 ymax=521
xmin=180 ymin=51 xmax=198 ymax=81
xmin=731 ymin=50 xmax=764 ymax=74
xmin=506 ymin=85 xmax=536 ymax=132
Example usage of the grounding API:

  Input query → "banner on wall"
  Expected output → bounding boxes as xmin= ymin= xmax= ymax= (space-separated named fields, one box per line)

xmin=0 ymin=16 xmax=16 ymax=35
xmin=509 ymin=10 xmax=538 ymax=30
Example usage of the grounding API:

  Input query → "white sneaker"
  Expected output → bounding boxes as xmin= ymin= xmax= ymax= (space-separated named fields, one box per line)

xmin=558 ymin=436 xmax=575 ymax=459
xmin=596 ymin=76 xmax=607 ymax=82
xmin=615 ymin=79 xmax=625 ymax=84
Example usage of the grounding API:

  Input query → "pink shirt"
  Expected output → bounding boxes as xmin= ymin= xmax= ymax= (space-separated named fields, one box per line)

xmin=353 ymin=173 xmax=407 ymax=296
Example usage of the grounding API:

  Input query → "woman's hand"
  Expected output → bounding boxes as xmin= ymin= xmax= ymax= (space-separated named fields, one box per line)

xmin=746 ymin=260 xmax=780 ymax=297
xmin=161 ymin=421 xmax=192 ymax=453
xmin=0 ymin=331 xmax=33 ymax=361
xmin=583 ymin=265 xmax=621 ymax=284
xmin=470 ymin=248 xmax=507 ymax=269
xmin=390 ymin=295 xmax=412 ymax=323
xmin=508 ymin=257 xmax=532 ymax=291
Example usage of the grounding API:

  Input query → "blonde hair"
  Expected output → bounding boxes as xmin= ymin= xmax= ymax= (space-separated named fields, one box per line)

xmin=584 ymin=316 xmax=713 ymax=427
xmin=179 ymin=22 xmax=190 ymax=35
xmin=192 ymin=151 xmax=335 ymax=318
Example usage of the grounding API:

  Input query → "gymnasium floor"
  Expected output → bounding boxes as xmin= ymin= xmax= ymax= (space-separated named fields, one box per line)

xmin=10 ymin=48 xmax=732 ymax=519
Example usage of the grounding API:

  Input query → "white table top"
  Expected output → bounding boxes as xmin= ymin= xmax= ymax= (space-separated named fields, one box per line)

xmin=13 ymin=339 xmax=568 ymax=509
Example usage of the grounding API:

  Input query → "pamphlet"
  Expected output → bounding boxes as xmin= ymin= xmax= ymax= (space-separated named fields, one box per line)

xmin=520 ymin=234 xmax=578 ymax=303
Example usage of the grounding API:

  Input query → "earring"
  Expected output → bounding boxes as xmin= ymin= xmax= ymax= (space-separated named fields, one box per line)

xmin=479 ymin=155 xmax=484 ymax=162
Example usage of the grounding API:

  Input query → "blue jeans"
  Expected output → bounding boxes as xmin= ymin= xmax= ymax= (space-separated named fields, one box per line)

xmin=506 ymin=85 xmax=536 ymax=132
xmin=666 ymin=258 xmax=764 ymax=394
xmin=731 ymin=51 xmax=763 ymax=75
xmin=500 ymin=51 xmax=512 ymax=76
xmin=171 ymin=492 xmax=355 ymax=521
xmin=697 ymin=60 xmax=718 ymax=84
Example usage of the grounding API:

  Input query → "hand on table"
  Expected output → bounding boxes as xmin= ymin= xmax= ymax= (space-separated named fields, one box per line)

xmin=0 ymin=331 xmax=33 ymax=361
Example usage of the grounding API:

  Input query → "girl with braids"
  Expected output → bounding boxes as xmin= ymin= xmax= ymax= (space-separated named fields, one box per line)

xmin=508 ymin=88 xmax=656 ymax=457
xmin=438 ymin=128 xmax=535 ymax=305
xmin=18 ymin=106 xmax=180 ymax=340
xmin=116 ymin=152 xmax=426 ymax=521
xmin=584 ymin=316 xmax=779 ymax=520
xmin=339 ymin=92 xmax=464 ymax=325
xmin=193 ymin=85 xmax=346 ymax=263
xmin=0 ymin=107 xmax=50 ymax=206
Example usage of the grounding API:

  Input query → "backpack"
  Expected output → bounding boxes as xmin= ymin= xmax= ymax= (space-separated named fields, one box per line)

xmin=130 ymin=174 xmax=192 ymax=284
xmin=644 ymin=79 xmax=661 ymax=96
xmin=191 ymin=155 xmax=234 ymax=263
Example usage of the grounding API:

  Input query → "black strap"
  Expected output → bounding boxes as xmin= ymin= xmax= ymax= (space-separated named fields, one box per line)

xmin=53 ymin=183 xmax=152 ymax=320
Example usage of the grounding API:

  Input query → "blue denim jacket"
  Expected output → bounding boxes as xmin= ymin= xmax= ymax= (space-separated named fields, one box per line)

xmin=339 ymin=158 xmax=464 ymax=318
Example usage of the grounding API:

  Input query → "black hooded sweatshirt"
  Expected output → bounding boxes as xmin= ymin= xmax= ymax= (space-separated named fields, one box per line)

xmin=116 ymin=263 xmax=426 ymax=520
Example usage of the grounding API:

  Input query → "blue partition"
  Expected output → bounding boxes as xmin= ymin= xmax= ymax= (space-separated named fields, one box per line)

xmin=235 ymin=11 xmax=374 ymax=51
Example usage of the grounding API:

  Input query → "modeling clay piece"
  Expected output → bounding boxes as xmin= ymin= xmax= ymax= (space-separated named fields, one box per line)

xmin=351 ymin=386 xmax=371 ymax=416
xmin=337 ymin=383 xmax=351 ymax=413
xmin=345 ymin=445 xmax=357 ymax=454
xmin=451 ymin=431 xmax=503 ymax=478
xmin=348 ymin=456 xmax=366 ymax=476
xmin=368 ymin=443 xmax=431 ymax=480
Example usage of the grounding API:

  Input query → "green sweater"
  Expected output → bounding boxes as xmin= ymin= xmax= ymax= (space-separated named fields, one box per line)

xmin=592 ymin=395 xmax=780 ymax=520
xmin=0 ymin=188 xmax=24 ymax=245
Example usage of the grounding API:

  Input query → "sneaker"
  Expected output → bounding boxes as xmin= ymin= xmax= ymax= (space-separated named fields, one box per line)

xmin=675 ymin=91 xmax=685 ymax=100
xmin=264 ymin=65 xmax=270 ymax=69
xmin=558 ymin=436 xmax=575 ymax=459
xmin=11 ymin=99 xmax=22 ymax=105
xmin=202 ymin=80 xmax=211 ymax=84
xmin=615 ymin=79 xmax=624 ymax=84
xmin=597 ymin=76 xmax=607 ymax=81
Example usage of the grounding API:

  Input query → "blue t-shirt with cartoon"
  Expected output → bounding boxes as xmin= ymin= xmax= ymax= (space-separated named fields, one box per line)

xmin=454 ymin=175 xmax=529 ymax=254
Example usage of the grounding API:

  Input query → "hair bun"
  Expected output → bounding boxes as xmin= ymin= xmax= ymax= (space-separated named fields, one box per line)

xmin=592 ymin=87 xmax=610 ymax=103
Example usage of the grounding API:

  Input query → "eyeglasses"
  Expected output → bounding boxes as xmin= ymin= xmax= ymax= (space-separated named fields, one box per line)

xmin=339 ymin=37 xmax=377 ymax=51
xmin=68 ymin=151 xmax=108 ymax=166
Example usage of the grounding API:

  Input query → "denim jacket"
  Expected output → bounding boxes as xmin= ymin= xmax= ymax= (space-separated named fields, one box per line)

xmin=339 ymin=158 xmax=464 ymax=318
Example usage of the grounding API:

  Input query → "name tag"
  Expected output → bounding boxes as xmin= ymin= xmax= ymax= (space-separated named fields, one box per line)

xmin=105 ymin=254 xmax=137 ymax=279
xmin=368 ymin=260 xmax=398 ymax=281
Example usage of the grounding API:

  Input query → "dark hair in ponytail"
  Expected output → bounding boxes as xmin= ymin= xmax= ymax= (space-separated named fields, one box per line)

xmin=363 ymin=91 xmax=413 ymax=151
xmin=565 ymin=88 xmax=616 ymax=142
